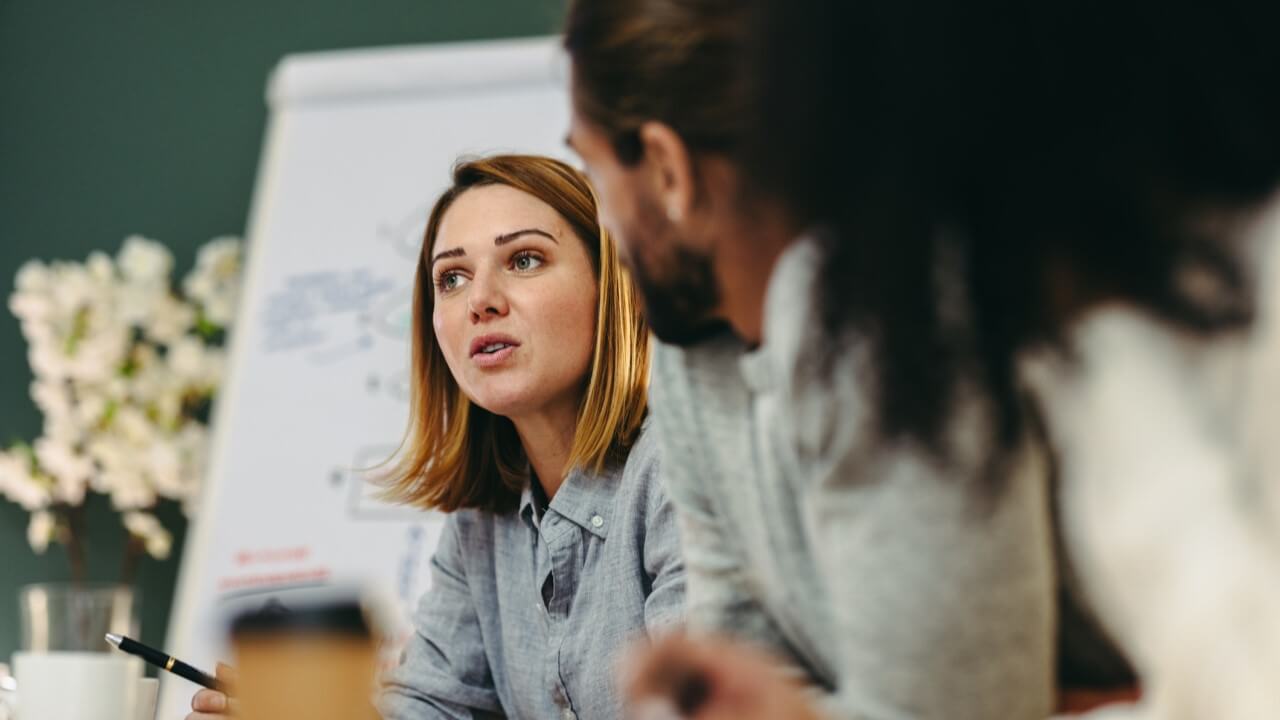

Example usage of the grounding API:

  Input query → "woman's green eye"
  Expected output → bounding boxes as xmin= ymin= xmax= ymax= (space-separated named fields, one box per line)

xmin=513 ymin=253 xmax=543 ymax=271
xmin=436 ymin=272 xmax=464 ymax=291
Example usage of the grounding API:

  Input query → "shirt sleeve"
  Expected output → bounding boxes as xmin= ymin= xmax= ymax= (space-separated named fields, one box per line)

xmin=794 ymin=369 xmax=1056 ymax=720
xmin=379 ymin=514 xmax=506 ymax=720
xmin=629 ymin=433 xmax=687 ymax=632
xmin=757 ymin=234 xmax=1055 ymax=719
xmin=647 ymin=353 xmax=804 ymax=660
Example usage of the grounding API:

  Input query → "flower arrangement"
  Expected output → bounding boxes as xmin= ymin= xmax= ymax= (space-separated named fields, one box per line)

xmin=0 ymin=236 xmax=242 ymax=582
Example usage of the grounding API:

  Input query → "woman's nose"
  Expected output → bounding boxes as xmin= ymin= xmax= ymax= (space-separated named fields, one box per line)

xmin=466 ymin=271 xmax=509 ymax=322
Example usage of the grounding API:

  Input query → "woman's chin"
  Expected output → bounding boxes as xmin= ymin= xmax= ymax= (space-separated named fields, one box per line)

xmin=463 ymin=373 xmax=586 ymax=421
xmin=467 ymin=390 xmax=540 ymax=419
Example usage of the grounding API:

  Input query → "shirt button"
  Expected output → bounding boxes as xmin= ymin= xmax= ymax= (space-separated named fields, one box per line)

xmin=562 ymin=710 xmax=577 ymax=720
xmin=590 ymin=515 xmax=604 ymax=528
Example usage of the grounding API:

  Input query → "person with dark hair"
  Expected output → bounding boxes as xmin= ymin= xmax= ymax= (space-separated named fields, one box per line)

xmin=619 ymin=0 xmax=1280 ymax=717
xmin=564 ymin=1 xmax=1057 ymax=718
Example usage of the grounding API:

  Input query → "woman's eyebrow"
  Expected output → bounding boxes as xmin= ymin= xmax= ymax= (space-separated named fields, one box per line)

xmin=430 ymin=228 xmax=556 ymax=267
xmin=429 ymin=246 xmax=465 ymax=268
xmin=495 ymin=228 xmax=557 ymax=246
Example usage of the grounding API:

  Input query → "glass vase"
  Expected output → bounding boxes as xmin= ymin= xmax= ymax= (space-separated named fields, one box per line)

xmin=18 ymin=583 xmax=139 ymax=652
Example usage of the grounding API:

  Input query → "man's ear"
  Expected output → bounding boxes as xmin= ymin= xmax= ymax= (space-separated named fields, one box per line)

xmin=637 ymin=121 xmax=696 ymax=225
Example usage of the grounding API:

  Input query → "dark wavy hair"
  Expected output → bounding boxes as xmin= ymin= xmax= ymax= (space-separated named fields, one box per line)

xmin=564 ymin=0 xmax=753 ymax=165
xmin=749 ymin=0 xmax=1280 ymax=454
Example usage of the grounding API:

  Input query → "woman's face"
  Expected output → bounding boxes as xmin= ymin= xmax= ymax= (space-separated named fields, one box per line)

xmin=430 ymin=184 xmax=599 ymax=420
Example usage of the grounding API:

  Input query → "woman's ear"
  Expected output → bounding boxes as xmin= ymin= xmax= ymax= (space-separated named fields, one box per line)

xmin=637 ymin=121 xmax=696 ymax=225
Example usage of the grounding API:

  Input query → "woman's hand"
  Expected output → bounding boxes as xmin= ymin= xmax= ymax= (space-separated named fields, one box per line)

xmin=622 ymin=634 xmax=824 ymax=720
xmin=186 ymin=663 xmax=240 ymax=719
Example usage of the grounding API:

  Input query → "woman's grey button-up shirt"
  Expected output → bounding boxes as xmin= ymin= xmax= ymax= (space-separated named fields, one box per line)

xmin=380 ymin=425 xmax=685 ymax=720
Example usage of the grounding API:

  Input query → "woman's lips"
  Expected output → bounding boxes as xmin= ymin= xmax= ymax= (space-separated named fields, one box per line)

xmin=472 ymin=344 xmax=517 ymax=368
xmin=470 ymin=334 xmax=520 ymax=356
xmin=470 ymin=334 xmax=520 ymax=368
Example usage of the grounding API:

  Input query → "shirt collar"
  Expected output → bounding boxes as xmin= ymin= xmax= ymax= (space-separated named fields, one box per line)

xmin=517 ymin=460 xmax=619 ymax=540
xmin=740 ymin=232 xmax=825 ymax=394
xmin=518 ymin=481 xmax=539 ymax=529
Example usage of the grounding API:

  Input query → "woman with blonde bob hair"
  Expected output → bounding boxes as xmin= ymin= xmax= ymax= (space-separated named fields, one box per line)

xmin=377 ymin=154 xmax=684 ymax=720
xmin=187 ymin=155 xmax=685 ymax=720
xmin=372 ymin=154 xmax=685 ymax=720
xmin=388 ymin=153 xmax=652 ymax=514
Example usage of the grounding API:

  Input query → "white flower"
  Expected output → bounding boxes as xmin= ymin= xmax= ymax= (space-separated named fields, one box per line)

xmin=152 ymin=389 xmax=184 ymax=431
xmin=122 ymin=511 xmax=172 ymax=559
xmin=184 ymin=237 xmax=243 ymax=326
xmin=145 ymin=440 xmax=183 ymax=498
xmin=196 ymin=237 xmax=242 ymax=276
xmin=117 ymin=283 xmax=162 ymax=327
xmin=113 ymin=406 xmax=157 ymax=446
xmin=16 ymin=316 xmax=58 ymax=350
xmin=72 ymin=390 xmax=109 ymax=428
xmin=145 ymin=530 xmax=172 ymax=560
xmin=123 ymin=510 xmax=159 ymax=536
xmin=27 ymin=510 xmax=56 ymax=555
xmin=103 ymin=468 xmax=155 ymax=510
xmin=205 ymin=296 xmax=236 ymax=327
xmin=85 ymin=251 xmax=115 ymax=283
xmin=86 ymin=436 xmax=130 ymax=488
xmin=8 ymin=288 xmax=53 ymax=325
xmin=145 ymin=294 xmax=195 ymax=345
xmin=33 ymin=437 xmax=92 ymax=506
xmin=128 ymin=343 xmax=160 ymax=380
xmin=200 ymin=274 xmax=244 ymax=324
xmin=116 ymin=237 xmax=177 ymax=336
xmin=0 ymin=450 xmax=50 ymax=511
xmin=117 ymin=236 xmax=173 ymax=286
xmin=102 ymin=376 xmax=129 ymax=402
xmin=7 ymin=234 xmax=238 ymax=562
xmin=42 ymin=412 xmax=83 ymax=447
xmin=64 ymin=329 xmax=129 ymax=383
xmin=168 ymin=335 xmax=222 ymax=389
xmin=28 ymin=345 xmax=72 ymax=381
xmin=17 ymin=263 xmax=129 ymax=385
xmin=167 ymin=336 xmax=204 ymax=378
xmin=53 ymin=261 xmax=99 ymax=311
xmin=14 ymin=260 xmax=52 ymax=293
xmin=29 ymin=380 xmax=72 ymax=420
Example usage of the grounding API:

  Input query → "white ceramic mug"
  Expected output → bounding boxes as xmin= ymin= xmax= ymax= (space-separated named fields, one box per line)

xmin=134 ymin=677 xmax=159 ymax=720
xmin=12 ymin=652 xmax=142 ymax=720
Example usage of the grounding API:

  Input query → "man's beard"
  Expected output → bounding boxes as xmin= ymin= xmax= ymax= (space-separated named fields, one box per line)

xmin=623 ymin=200 xmax=728 ymax=347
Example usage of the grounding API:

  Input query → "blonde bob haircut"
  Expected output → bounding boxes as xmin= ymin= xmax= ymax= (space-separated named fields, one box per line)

xmin=381 ymin=155 xmax=650 ymax=514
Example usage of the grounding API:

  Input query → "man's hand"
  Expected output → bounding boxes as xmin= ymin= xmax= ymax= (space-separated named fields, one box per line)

xmin=622 ymin=634 xmax=824 ymax=720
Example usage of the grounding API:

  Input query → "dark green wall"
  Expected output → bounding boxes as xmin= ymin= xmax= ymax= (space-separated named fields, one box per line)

xmin=0 ymin=0 xmax=563 ymax=658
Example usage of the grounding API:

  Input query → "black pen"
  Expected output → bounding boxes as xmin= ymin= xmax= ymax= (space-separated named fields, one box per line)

xmin=105 ymin=633 xmax=223 ymax=691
